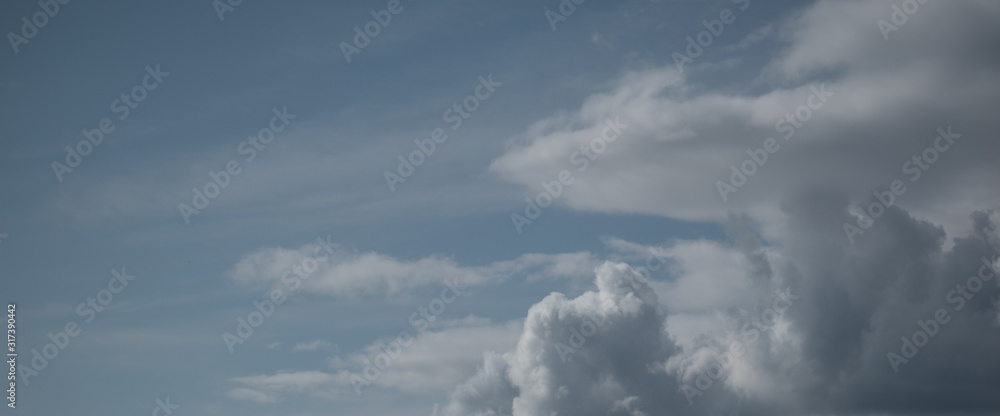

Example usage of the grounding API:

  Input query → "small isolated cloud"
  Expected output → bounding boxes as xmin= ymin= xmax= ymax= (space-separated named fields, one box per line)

xmin=227 ymin=371 xmax=350 ymax=403
xmin=292 ymin=340 xmax=335 ymax=353
xmin=226 ymin=388 xmax=277 ymax=404
xmin=591 ymin=32 xmax=616 ymax=50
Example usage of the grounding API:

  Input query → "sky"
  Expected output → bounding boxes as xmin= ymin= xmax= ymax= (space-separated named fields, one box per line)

xmin=1 ymin=0 xmax=999 ymax=415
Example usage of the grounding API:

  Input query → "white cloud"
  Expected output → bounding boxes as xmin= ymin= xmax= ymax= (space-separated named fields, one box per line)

xmin=440 ymin=262 xmax=679 ymax=416
xmin=489 ymin=0 xmax=1000 ymax=241
xmin=226 ymin=388 xmax=278 ymax=404
xmin=230 ymin=371 xmax=339 ymax=392
xmin=292 ymin=340 xmax=335 ymax=352
xmin=227 ymin=241 xmax=599 ymax=297
xmin=226 ymin=319 xmax=522 ymax=401
xmin=344 ymin=319 xmax=523 ymax=394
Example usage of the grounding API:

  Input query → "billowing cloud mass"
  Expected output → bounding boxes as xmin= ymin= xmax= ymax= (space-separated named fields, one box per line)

xmin=440 ymin=1 xmax=1000 ymax=415
xmin=439 ymin=206 xmax=1000 ymax=416
xmin=440 ymin=262 xmax=681 ymax=416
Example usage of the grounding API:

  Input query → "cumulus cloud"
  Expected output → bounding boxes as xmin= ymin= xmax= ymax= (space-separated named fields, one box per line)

xmin=440 ymin=200 xmax=1000 ymax=415
xmin=473 ymin=8 xmax=1000 ymax=412
xmin=439 ymin=262 xmax=684 ymax=416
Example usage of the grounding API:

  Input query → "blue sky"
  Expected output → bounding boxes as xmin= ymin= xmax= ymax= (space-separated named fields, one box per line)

xmin=2 ymin=1 xmax=1000 ymax=416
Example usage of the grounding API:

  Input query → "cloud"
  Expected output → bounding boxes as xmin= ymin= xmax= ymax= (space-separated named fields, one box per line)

xmin=440 ymin=262 xmax=682 ymax=416
xmin=230 ymin=371 xmax=339 ymax=392
xmin=226 ymin=319 xmax=522 ymax=401
xmin=489 ymin=0 xmax=1000 ymax=241
xmin=341 ymin=319 xmax=523 ymax=394
xmin=227 ymin=371 xmax=350 ymax=403
xmin=226 ymin=388 xmax=278 ymax=404
xmin=439 ymin=200 xmax=1000 ymax=415
xmin=292 ymin=340 xmax=336 ymax=353
xmin=226 ymin=240 xmax=599 ymax=297
xmin=222 ymin=2 xmax=1000 ymax=415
